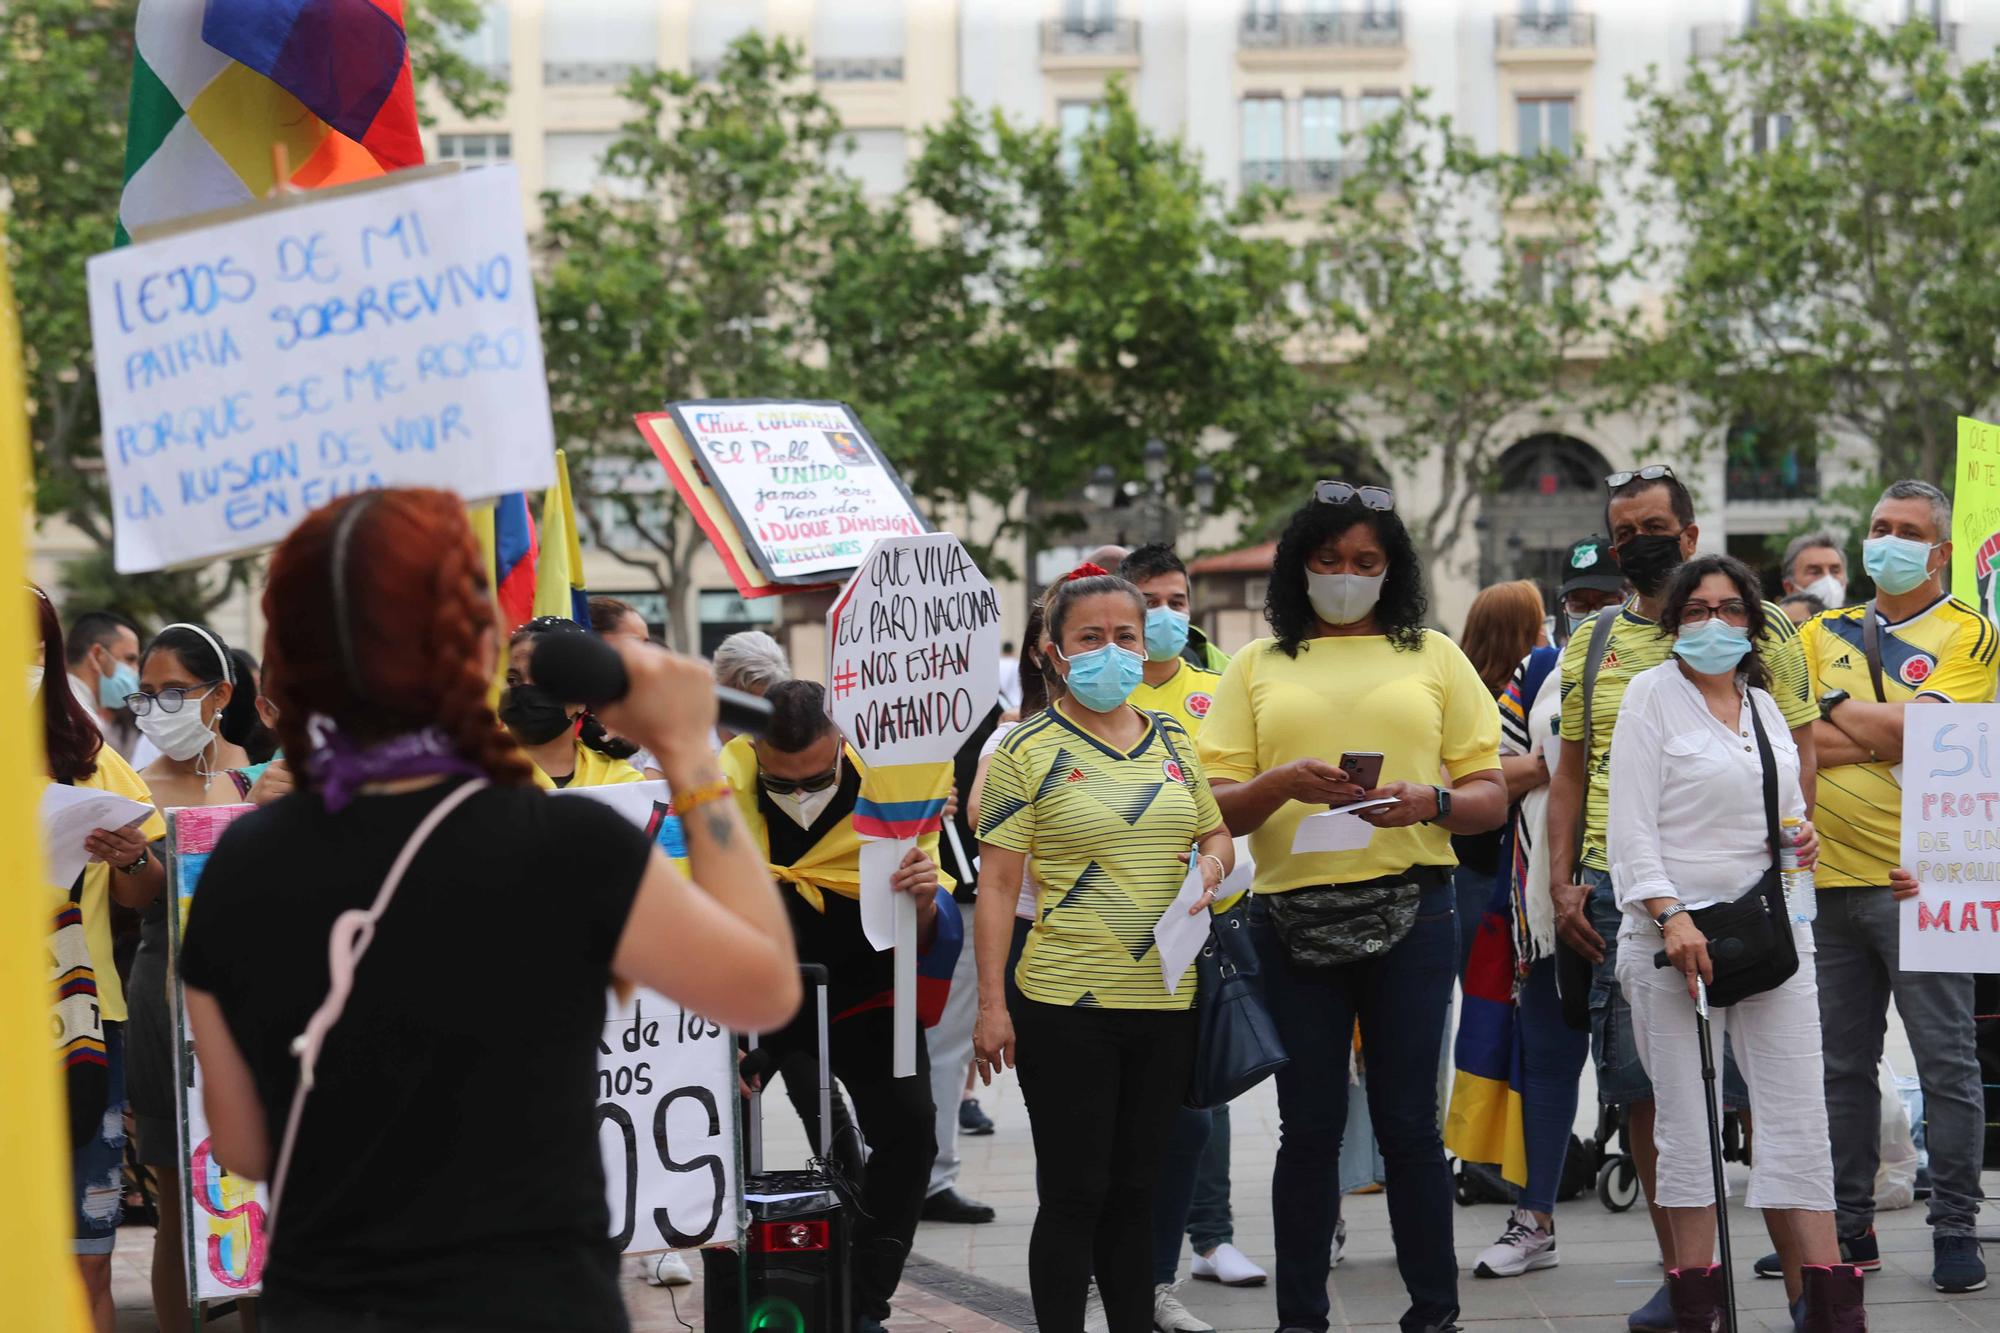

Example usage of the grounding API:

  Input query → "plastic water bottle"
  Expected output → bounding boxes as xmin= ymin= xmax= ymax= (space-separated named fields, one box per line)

xmin=1780 ymin=816 xmax=1816 ymax=923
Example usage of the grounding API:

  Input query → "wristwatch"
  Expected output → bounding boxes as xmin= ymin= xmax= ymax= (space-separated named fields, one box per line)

xmin=116 ymin=850 xmax=150 ymax=876
xmin=1423 ymin=785 xmax=1452 ymax=825
xmin=1818 ymin=688 xmax=1850 ymax=723
xmin=1654 ymin=904 xmax=1690 ymax=934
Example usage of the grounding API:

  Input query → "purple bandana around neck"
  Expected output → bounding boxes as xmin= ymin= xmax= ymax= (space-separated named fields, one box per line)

xmin=306 ymin=719 xmax=485 ymax=812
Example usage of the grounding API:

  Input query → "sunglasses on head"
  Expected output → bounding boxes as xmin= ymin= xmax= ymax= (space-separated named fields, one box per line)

xmin=1314 ymin=480 xmax=1396 ymax=512
xmin=1604 ymin=464 xmax=1675 ymax=490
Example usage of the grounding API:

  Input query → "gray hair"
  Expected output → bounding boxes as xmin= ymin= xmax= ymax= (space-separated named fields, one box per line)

xmin=711 ymin=630 xmax=792 ymax=694
xmin=1879 ymin=479 xmax=1951 ymax=541
xmin=1780 ymin=530 xmax=1844 ymax=583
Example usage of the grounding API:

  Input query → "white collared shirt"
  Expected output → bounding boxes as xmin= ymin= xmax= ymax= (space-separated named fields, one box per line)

xmin=1607 ymin=661 xmax=1806 ymax=941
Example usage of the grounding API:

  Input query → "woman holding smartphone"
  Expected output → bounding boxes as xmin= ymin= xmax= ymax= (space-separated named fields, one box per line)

xmin=1196 ymin=484 xmax=1505 ymax=1333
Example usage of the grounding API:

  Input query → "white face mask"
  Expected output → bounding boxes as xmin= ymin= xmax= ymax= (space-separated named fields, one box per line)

xmin=1306 ymin=569 xmax=1387 ymax=626
xmin=27 ymin=665 xmax=44 ymax=700
xmin=136 ymin=697 xmax=218 ymax=762
xmin=770 ymin=785 xmax=838 ymax=830
xmin=1803 ymin=572 xmax=1846 ymax=609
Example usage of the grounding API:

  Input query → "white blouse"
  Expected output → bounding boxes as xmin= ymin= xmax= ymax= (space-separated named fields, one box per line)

xmin=1606 ymin=661 xmax=1807 ymax=944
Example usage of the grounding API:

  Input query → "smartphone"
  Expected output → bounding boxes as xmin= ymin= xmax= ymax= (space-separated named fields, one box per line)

xmin=1338 ymin=751 xmax=1385 ymax=792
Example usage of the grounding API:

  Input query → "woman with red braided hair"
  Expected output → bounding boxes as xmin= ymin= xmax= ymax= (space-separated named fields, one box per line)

xmin=178 ymin=489 xmax=800 ymax=1333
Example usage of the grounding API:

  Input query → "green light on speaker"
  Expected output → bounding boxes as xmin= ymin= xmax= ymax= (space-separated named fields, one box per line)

xmin=747 ymin=1296 xmax=806 ymax=1333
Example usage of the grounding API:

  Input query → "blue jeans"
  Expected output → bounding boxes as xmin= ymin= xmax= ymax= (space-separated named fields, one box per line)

xmin=1186 ymin=1102 xmax=1234 ymax=1252
xmin=71 ymin=1021 xmax=126 ymax=1254
xmin=1516 ymin=959 xmax=1590 ymax=1216
xmin=1252 ymin=879 xmax=1459 ymax=1333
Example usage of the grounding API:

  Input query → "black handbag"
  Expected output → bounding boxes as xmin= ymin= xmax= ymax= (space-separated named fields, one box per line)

xmin=1186 ymin=903 xmax=1289 ymax=1109
xmin=1653 ymin=698 xmax=1799 ymax=1007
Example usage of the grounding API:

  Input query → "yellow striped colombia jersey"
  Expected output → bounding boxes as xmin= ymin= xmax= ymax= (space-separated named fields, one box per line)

xmin=1129 ymin=659 xmax=1223 ymax=737
xmin=976 ymin=702 xmax=1225 ymax=1010
xmin=1803 ymin=596 xmax=1999 ymax=887
xmin=1559 ymin=598 xmax=1815 ymax=870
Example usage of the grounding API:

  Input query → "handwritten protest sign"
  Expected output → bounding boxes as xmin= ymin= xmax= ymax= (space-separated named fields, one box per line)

xmin=554 ymin=783 xmax=740 ymax=1253
xmin=1956 ymin=416 xmax=2000 ymax=624
xmin=666 ymin=399 xmax=927 ymax=586
xmin=1898 ymin=702 xmax=2000 ymax=972
xmin=88 ymin=166 xmax=555 ymax=573
xmin=826 ymin=533 xmax=1004 ymax=767
xmin=166 ymin=805 xmax=268 ymax=1300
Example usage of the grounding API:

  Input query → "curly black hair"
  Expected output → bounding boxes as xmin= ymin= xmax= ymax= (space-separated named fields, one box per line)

xmin=1658 ymin=553 xmax=1772 ymax=692
xmin=1266 ymin=498 xmax=1429 ymax=656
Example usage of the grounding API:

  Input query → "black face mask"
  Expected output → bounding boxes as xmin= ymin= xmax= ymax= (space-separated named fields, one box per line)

xmin=500 ymin=684 xmax=574 ymax=745
xmin=1615 ymin=532 xmax=1685 ymax=596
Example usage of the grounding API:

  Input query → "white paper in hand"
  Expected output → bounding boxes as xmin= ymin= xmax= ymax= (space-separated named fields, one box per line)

xmin=39 ymin=784 xmax=154 ymax=889
xmin=1290 ymin=798 xmax=1397 ymax=854
xmin=858 ymin=837 xmax=915 ymax=951
xmin=1154 ymin=855 xmax=1212 ymax=996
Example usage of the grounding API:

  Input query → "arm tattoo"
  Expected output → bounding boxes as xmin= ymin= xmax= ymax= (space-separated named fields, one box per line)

xmin=702 ymin=807 xmax=734 ymax=848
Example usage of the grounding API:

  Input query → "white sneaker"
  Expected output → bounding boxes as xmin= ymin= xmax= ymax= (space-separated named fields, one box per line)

xmin=643 ymin=1250 xmax=694 ymax=1287
xmin=1152 ymin=1283 xmax=1215 ymax=1333
xmin=1333 ymin=1217 xmax=1346 ymax=1267
xmin=1473 ymin=1208 xmax=1558 ymax=1278
xmin=1190 ymin=1241 xmax=1267 ymax=1287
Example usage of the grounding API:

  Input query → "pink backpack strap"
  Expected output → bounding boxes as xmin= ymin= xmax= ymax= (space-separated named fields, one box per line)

xmin=267 ymin=779 xmax=488 ymax=1226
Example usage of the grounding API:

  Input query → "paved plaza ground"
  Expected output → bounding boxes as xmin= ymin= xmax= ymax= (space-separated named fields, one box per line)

xmin=112 ymin=1009 xmax=1996 ymax=1331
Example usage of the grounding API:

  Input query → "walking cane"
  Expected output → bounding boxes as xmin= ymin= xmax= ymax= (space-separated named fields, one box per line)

xmin=1693 ymin=977 xmax=1738 ymax=1333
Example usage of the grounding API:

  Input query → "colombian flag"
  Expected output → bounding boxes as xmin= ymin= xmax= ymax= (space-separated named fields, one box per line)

xmin=116 ymin=0 xmax=423 ymax=243
xmin=1444 ymin=875 xmax=1529 ymax=1187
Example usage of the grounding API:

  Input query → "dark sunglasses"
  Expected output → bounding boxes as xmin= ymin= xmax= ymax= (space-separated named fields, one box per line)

xmin=1314 ymin=480 xmax=1396 ymax=512
xmin=1605 ymin=464 xmax=1675 ymax=490
xmin=761 ymin=755 xmax=843 ymax=796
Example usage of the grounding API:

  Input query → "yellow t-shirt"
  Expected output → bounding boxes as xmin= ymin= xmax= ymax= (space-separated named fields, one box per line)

xmin=1803 ymin=596 xmax=1999 ymax=887
xmin=1559 ymin=600 xmax=1815 ymax=871
xmin=977 ymin=703 xmax=1225 ymax=1010
xmin=1131 ymin=660 xmax=1223 ymax=737
xmin=531 ymin=740 xmax=646 ymax=790
xmin=1196 ymin=630 xmax=1501 ymax=894
xmin=42 ymin=748 xmax=167 ymax=1024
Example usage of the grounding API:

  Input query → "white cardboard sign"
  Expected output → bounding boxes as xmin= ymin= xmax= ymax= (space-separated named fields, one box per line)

xmin=553 ymin=782 xmax=740 ymax=1252
xmin=825 ymin=532 xmax=1004 ymax=767
xmin=1898 ymin=703 xmax=2000 ymax=972
xmin=88 ymin=165 xmax=556 ymax=572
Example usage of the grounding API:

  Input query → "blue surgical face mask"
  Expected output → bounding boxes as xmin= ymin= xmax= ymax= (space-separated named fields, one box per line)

xmin=1055 ymin=642 xmax=1145 ymax=713
xmin=1673 ymin=619 xmax=1753 ymax=676
xmin=1565 ymin=610 xmax=1595 ymax=638
xmin=98 ymin=659 xmax=139 ymax=710
xmin=1144 ymin=606 xmax=1191 ymax=662
xmin=1862 ymin=534 xmax=1940 ymax=597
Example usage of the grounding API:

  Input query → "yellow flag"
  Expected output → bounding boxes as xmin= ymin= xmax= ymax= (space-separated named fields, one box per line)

xmin=533 ymin=450 xmax=584 ymax=622
xmin=0 ymin=239 xmax=92 ymax=1327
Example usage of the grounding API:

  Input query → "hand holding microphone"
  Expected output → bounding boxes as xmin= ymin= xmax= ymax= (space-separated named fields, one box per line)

xmin=528 ymin=632 xmax=774 ymax=763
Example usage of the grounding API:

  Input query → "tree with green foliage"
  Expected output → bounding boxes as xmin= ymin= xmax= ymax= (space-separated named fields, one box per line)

xmin=842 ymin=81 xmax=1316 ymax=564
xmin=1615 ymin=3 xmax=2000 ymax=488
xmin=537 ymin=35 xmax=851 ymax=648
xmin=0 ymin=0 xmax=501 ymax=623
xmin=1294 ymin=92 xmax=1629 ymax=566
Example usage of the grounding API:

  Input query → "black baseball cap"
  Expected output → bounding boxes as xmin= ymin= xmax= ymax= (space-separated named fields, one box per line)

xmin=1558 ymin=535 xmax=1625 ymax=599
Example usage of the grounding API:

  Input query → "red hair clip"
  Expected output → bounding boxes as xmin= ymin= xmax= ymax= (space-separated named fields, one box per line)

xmin=1067 ymin=563 xmax=1109 ymax=580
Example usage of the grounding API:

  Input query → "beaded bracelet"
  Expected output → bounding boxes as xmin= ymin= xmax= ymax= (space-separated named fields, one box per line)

xmin=674 ymin=778 xmax=735 ymax=814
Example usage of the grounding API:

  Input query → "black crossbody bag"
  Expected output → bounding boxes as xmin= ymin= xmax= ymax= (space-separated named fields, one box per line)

xmin=1653 ymin=698 xmax=1799 ymax=1007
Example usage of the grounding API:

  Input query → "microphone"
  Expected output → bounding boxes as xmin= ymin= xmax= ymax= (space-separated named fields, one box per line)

xmin=529 ymin=632 xmax=775 ymax=739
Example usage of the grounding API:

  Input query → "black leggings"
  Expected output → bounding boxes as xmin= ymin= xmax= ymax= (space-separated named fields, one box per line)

xmin=1012 ymin=999 xmax=1197 ymax=1333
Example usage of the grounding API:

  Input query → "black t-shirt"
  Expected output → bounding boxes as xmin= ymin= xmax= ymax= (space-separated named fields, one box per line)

xmin=179 ymin=779 xmax=651 ymax=1329
xmin=758 ymin=766 xmax=893 ymax=1033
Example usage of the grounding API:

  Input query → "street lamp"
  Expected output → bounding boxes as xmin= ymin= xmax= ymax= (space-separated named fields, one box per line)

xmin=1143 ymin=437 xmax=1169 ymax=487
xmin=1085 ymin=464 xmax=1118 ymax=510
xmin=1192 ymin=463 xmax=1217 ymax=516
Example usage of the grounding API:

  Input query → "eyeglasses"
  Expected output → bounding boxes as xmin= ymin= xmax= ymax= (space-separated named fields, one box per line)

xmin=125 ymin=681 xmax=220 ymax=717
xmin=762 ymin=752 xmax=843 ymax=796
xmin=1679 ymin=600 xmax=1750 ymax=627
xmin=1605 ymin=464 xmax=1675 ymax=490
xmin=1314 ymin=480 xmax=1396 ymax=512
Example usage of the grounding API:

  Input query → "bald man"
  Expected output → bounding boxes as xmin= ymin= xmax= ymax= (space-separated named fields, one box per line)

xmin=1084 ymin=543 xmax=1130 ymax=570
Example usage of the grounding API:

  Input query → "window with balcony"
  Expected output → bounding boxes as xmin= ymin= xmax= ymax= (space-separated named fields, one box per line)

xmin=1518 ymin=244 xmax=1574 ymax=304
xmin=1047 ymin=0 xmax=1135 ymax=56
xmin=1239 ymin=1 xmax=1400 ymax=47
xmin=814 ymin=0 xmax=904 ymax=81
xmin=1059 ymin=101 xmax=1106 ymax=174
xmin=543 ymin=0 xmax=657 ymax=85
xmin=1516 ymin=95 xmax=1574 ymax=157
xmin=1241 ymin=95 xmax=1286 ymax=189
xmin=1359 ymin=91 xmax=1403 ymax=127
xmin=449 ymin=1 xmax=509 ymax=79
xmin=1300 ymin=94 xmax=1344 ymax=188
xmin=436 ymin=133 xmax=511 ymax=166
xmin=1499 ymin=3 xmax=1592 ymax=50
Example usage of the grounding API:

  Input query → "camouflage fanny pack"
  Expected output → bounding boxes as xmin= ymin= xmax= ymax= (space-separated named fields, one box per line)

xmin=1263 ymin=880 xmax=1420 ymax=968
